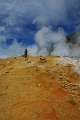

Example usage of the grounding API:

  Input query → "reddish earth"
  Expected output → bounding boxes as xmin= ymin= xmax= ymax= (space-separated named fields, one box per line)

xmin=0 ymin=56 xmax=80 ymax=120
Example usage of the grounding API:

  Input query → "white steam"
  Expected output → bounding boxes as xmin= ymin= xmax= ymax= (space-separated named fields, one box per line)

xmin=51 ymin=42 xmax=70 ymax=56
xmin=0 ymin=39 xmax=26 ymax=58
xmin=0 ymin=26 xmax=80 ymax=58
xmin=0 ymin=0 xmax=80 ymax=58
xmin=34 ymin=26 xmax=70 ymax=55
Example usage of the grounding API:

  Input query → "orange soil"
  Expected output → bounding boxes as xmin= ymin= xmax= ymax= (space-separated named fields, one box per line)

xmin=0 ymin=56 xmax=80 ymax=120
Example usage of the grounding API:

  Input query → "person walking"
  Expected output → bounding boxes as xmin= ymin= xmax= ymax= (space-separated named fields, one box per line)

xmin=24 ymin=49 xmax=28 ymax=61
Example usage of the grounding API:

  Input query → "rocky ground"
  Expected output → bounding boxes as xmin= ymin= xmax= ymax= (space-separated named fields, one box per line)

xmin=0 ymin=55 xmax=80 ymax=120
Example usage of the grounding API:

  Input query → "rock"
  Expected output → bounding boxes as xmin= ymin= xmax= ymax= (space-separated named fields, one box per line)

xmin=69 ymin=98 xmax=76 ymax=105
xmin=61 ymin=80 xmax=68 ymax=87
xmin=56 ymin=63 xmax=59 ymax=66
xmin=23 ymin=83 xmax=27 ymax=85
xmin=40 ymin=57 xmax=46 ymax=63
xmin=71 ymin=85 xmax=79 ymax=90
xmin=67 ymin=63 xmax=73 ymax=67
xmin=6 ymin=71 xmax=9 ymax=73
xmin=8 ymin=67 xmax=13 ymax=70
xmin=61 ymin=83 xmax=65 ymax=88
xmin=38 ymin=83 xmax=41 ymax=86
xmin=59 ymin=77 xmax=63 ymax=80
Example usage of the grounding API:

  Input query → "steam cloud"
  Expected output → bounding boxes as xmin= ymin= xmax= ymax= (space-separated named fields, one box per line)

xmin=0 ymin=0 xmax=80 ymax=58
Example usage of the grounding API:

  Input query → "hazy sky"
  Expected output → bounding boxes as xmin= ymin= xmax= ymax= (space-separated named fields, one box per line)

xmin=0 ymin=0 xmax=80 ymax=58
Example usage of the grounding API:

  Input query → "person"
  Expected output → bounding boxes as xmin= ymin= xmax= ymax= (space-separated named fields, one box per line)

xmin=24 ymin=49 xmax=28 ymax=61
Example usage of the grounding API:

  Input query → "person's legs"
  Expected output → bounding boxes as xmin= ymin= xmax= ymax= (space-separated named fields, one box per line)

xmin=25 ymin=54 xmax=28 ymax=61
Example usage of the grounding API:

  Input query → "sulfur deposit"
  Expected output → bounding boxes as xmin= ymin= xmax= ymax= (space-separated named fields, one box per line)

xmin=0 ymin=56 xmax=80 ymax=120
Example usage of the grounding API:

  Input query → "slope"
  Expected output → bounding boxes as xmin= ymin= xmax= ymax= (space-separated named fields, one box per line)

xmin=0 ymin=56 xmax=80 ymax=120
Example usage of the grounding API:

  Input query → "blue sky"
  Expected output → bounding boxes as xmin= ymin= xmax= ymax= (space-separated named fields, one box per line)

xmin=0 ymin=0 xmax=80 ymax=58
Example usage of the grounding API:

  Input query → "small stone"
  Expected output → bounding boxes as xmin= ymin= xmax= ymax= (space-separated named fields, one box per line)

xmin=61 ymin=83 xmax=68 ymax=88
xmin=6 ymin=71 xmax=9 ymax=73
xmin=12 ymin=73 xmax=15 ymax=75
xmin=56 ymin=63 xmax=59 ymax=65
xmin=8 ymin=68 xmax=13 ymax=70
xmin=65 ymin=84 xmax=68 ymax=87
xmin=40 ymin=57 xmax=46 ymax=63
xmin=67 ymin=64 xmax=73 ymax=67
xmin=38 ymin=83 xmax=41 ymax=86
xmin=69 ymin=98 xmax=76 ymax=105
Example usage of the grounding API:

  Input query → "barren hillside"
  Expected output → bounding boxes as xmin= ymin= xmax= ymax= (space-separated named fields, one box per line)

xmin=0 ymin=56 xmax=80 ymax=120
